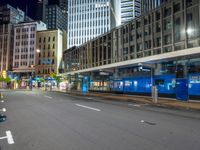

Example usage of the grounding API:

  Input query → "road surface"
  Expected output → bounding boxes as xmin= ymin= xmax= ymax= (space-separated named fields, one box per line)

xmin=0 ymin=90 xmax=200 ymax=150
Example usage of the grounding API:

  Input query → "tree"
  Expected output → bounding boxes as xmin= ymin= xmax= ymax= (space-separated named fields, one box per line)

xmin=40 ymin=77 xmax=45 ymax=83
xmin=4 ymin=77 xmax=11 ymax=84
xmin=50 ymin=73 xmax=62 ymax=87
xmin=0 ymin=77 xmax=4 ymax=83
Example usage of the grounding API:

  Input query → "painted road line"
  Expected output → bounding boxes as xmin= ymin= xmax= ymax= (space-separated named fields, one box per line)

xmin=1 ymin=100 xmax=4 ymax=103
xmin=76 ymin=104 xmax=101 ymax=112
xmin=0 ymin=131 xmax=15 ymax=144
xmin=86 ymin=97 xmax=94 ymax=100
xmin=128 ymin=104 xmax=141 ymax=107
xmin=0 ymin=136 xmax=7 ymax=140
xmin=128 ymin=103 xmax=149 ymax=107
xmin=44 ymin=96 xmax=53 ymax=99
xmin=6 ymin=131 xmax=15 ymax=144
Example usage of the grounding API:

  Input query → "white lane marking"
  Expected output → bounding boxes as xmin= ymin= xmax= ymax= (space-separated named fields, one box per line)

xmin=76 ymin=104 xmax=101 ymax=112
xmin=1 ymin=100 xmax=4 ymax=103
xmin=0 ymin=136 xmax=7 ymax=140
xmin=0 ymin=131 xmax=15 ymax=144
xmin=6 ymin=131 xmax=15 ymax=144
xmin=86 ymin=97 xmax=94 ymax=100
xmin=128 ymin=104 xmax=141 ymax=107
xmin=64 ymin=94 xmax=69 ymax=96
xmin=44 ymin=96 xmax=52 ymax=99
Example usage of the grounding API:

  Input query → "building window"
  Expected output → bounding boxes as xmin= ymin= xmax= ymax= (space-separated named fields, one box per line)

xmin=174 ymin=3 xmax=181 ymax=13
xmin=164 ymin=34 xmax=172 ymax=45
xmin=164 ymin=19 xmax=172 ymax=30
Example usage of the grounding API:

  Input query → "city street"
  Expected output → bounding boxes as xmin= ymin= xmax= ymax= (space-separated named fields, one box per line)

xmin=0 ymin=90 xmax=200 ymax=150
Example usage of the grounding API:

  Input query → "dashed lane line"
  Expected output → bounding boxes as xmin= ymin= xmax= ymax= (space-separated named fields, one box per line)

xmin=75 ymin=104 xmax=101 ymax=112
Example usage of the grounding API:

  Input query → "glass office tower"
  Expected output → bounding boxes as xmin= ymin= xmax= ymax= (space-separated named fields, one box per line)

xmin=121 ymin=0 xmax=141 ymax=24
xmin=68 ymin=0 xmax=120 ymax=48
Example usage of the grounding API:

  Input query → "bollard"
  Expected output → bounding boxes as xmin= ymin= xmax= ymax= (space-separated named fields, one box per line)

xmin=152 ymin=86 xmax=158 ymax=103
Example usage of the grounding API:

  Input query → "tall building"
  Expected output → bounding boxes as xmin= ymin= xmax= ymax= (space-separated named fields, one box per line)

xmin=48 ymin=0 xmax=68 ymax=14
xmin=35 ymin=0 xmax=48 ymax=22
xmin=0 ymin=4 xmax=25 ymax=74
xmin=141 ymin=0 xmax=163 ymax=14
xmin=13 ymin=21 xmax=46 ymax=79
xmin=63 ymin=0 xmax=200 ymax=100
xmin=45 ymin=4 xmax=67 ymax=31
xmin=68 ymin=0 xmax=120 ymax=48
xmin=36 ymin=29 xmax=63 ymax=76
xmin=121 ymin=0 xmax=141 ymax=24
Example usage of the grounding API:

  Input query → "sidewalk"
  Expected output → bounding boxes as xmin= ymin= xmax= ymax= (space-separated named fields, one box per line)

xmin=53 ymin=89 xmax=200 ymax=111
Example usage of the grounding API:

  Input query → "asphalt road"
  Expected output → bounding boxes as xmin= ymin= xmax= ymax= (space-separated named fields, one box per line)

xmin=0 ymin=90 xmax=200 ymax=150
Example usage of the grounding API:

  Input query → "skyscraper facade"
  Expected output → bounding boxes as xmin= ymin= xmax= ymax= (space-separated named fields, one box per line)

xmin=68 ymin=0 xmax=120 ymax=48
xmin=59 ymin=0 xmax=68 ymax=14
xmin=121 ymin=0 xmax=141 ymax=24
xmin=35 ymin=0 xmax=48 ymax=22
xmin=141 ymin=0 xmax=163 ymax=14
xmin=0 ymin=5 xmax=25 ymax=73
xmin=45 ymin=5 xmax=67 ymax=31
xmin=48 ymin=0 xmax=68 ymax=14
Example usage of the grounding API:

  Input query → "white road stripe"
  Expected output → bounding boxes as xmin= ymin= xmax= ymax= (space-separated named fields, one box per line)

xmin=44 ymin=96 xmax=52 ymax=99
xmin=0 ymin=136 xmax=7 ymax=140
xmin=128 ymin=104 xmax=141 ymax=107
xmin=0 ymin=131 xmax=15 ymax=144
xmin=6 ymin=131 xmax=14 ymax=144
xmin=1 ymin=100 xmax=4 ymax=103
xmin=86 ymin=97 xmax=94 ymax=100
xmin=76 ymin=104 xmax=101 ymax=112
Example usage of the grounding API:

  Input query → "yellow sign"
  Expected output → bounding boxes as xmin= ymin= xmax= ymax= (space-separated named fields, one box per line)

xmin=2 ymin=70 xmax=7 ymax=78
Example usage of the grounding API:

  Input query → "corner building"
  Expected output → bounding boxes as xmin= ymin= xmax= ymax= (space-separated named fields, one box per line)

xmin=36 ymin=29 xmax=63 ymax=77
xmin=63 ymin=0 xmax=200 ymax=100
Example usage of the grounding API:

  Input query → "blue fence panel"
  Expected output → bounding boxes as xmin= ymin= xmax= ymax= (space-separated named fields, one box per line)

xmin=154 ymin=74 xmax=175 ymax=94
xmin=188 ymin=73 xmax=200 ymax=96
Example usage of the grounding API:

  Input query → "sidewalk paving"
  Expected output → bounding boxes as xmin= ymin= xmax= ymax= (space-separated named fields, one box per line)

xmin=53 ymin=89 xmax=200 ymax=111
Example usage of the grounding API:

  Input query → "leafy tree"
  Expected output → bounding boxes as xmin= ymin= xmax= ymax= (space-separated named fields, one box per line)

xmin=4 ymin=77 xmax=11 ymax=84
xmin=40 ymin=77 xmax=45 ymax=83
xmin=0 ymin=77 xmax=4 ymax=82
xmin=50 ymin=73 xmax=62 ymax=87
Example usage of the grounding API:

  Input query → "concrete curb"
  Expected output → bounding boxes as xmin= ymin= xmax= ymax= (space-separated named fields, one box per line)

xmin=51 ymin=90 xmax=200 ymax=111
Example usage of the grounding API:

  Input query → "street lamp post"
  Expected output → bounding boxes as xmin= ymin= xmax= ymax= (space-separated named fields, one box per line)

xmin=138 ymin=63 xmax=157 ymax=103
xmin=30 ymin=65 xmax=34 ymax=91
xmin=36 ymin=49 xmax=41 ymax=88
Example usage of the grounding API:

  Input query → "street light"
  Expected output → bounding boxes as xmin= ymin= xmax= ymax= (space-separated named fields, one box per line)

xmin=36 ymin=49 xmax=40 ymax=53
xmin=138 ymin=63 xmax=157 ymax=103
xmin=30 ymin=65 xmax=34 ymax=91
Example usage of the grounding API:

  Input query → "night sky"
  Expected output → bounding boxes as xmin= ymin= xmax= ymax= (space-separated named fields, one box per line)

xmin=0 ymin=0 xmax=38 ymax=19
